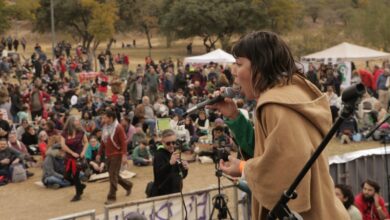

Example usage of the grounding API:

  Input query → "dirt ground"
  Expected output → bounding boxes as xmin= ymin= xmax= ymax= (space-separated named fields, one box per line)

xmin=0 ymin=138 xmax=383 ymax=220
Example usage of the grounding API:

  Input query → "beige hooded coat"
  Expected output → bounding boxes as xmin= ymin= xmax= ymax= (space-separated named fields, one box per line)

xmin=245 ymin=75 xmax=350 ymax=220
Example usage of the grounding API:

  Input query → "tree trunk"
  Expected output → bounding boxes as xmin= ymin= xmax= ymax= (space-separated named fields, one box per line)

xmin=92 ymin=40 xmax=100 ymax=71
xmin=166 ymin=32 xmax=172 ymax=48
xmin=203 ymin=36 xmax=212 ymax=52
xmin=106 ymin=38 xmax=115 ymax=52
xmin=144 ymin=25 xmax=153 ymax=49
xmin=220 ymin=35 xmax=232 ymax=51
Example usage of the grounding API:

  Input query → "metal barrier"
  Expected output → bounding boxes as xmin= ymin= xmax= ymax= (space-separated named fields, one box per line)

xmin=104 ymin=184 xmax=248 ymax=220
xmin=49 ymin=209 xmax=96 ymax=220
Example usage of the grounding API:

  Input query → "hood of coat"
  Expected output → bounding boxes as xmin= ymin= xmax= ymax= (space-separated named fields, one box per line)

xmin=256 ymin=74 xmax=332 ymax=137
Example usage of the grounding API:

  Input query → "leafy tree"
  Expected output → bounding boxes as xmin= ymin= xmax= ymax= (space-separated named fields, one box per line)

xmin=301 ymin=0 xmax=325 ymax=23
xmin=34 ymin=0 xmax=118 ymax=51
xmin=7 ymin=0 xmax=40 ymax=21
xmin=161 ymin=0 xmax=261 ymax=52
xmin=259 ymin=0 xmax=303 ymax=33
xmin=348 ymin=0 xmax=390 ymax=50
xmin=0 ymin=0 xmax=11 ymax=34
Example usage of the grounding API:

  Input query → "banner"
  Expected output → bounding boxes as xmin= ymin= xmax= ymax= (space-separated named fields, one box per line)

xmin=103 ymin=193 xmax=210 ymax=220
xmin=337 ymin=61 xmax=352 ymax=88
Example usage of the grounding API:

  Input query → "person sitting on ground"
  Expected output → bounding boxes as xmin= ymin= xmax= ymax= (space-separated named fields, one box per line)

xmin=337 ymin=115 xmax=359 ymax=144
xmin=132 ymin=139 xmax=152 ymax=166
xmin=85 ymin=136 xmax=105 ymax=173
xmin=131 ymin=125 xmax=146 ymax=153
xmin=355 ymin=179 xmax=389 ymax=220
xmin=0 ymin=138 xmax=26 ymax=181
xmin=16 ymin=118 xmax=29 ymax=141
xmin=8 ymin=131 xmax=36 ymax=167
xmin=38 ymin=130 xmax=48 ymax=160
xmin=195 ymin=110 xmax=209 ymax=136
xmin=42 ymin=144 xmax=70 ymax=189
xmin=335 ymin=184 xmax=362 ymax=220
xmin=21 ymin=125 xmax=39 ymax=155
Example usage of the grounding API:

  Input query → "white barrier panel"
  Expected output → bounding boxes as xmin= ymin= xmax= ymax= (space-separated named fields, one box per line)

xmin=103 ymin=184 xmax=244 ymax=220
xmin=49 ymin=209 xmax=96 ymax=220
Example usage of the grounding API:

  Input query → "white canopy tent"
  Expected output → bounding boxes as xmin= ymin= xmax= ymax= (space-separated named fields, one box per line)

xmin=302 ymin=42 xmax=390 ymax=62
xmin=184 ymin=49 xmax=236 ymax=64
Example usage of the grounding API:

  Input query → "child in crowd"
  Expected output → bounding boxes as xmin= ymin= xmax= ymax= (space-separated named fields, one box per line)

xmin=38 ymin=130 xmax=48 ymax=160
xmin=17 ymin=104 xmax=29 ymax=123
xmin=131 ymin=139 xmax=152 ymax=166
xmin=85 ymin=136 xmax=105 ymax=173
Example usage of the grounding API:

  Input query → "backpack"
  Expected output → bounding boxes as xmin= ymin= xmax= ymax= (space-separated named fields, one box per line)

xmin=11 ymin=164 xmax=27 ymax=182
xmin=145 ymin=181 xmax=154 ymax=198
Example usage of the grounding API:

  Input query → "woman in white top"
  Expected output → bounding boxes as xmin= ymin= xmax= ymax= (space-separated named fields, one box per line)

xmin=335 ymin=184 xmax=363 ymax=220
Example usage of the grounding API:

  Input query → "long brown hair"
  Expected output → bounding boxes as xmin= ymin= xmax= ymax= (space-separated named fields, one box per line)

xmin=232 ymin=31 xmax=303 ymax=95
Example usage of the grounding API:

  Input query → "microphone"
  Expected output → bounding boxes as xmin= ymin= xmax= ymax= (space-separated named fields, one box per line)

xmin=222 ymin=174 xmax=251 ymax=194
xmin=184 ymin=87 xmax=239 ymax=116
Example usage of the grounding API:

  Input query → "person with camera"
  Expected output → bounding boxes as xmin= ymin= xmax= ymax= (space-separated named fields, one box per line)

xmin=96 ymin=109 xmax=133 ymax=205
xmin=354 ymin=179 xmax=389 ymax=220
xmin=61 ymin=115 xmax=88 ymax=202
xmin=207 ymin=31 xmax=348 ymax=219
xmin=150 ymin=129 xmax=189 ymax=197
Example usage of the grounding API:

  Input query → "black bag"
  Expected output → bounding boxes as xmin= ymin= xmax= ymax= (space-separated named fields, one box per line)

xmin=145 ymin=181 xmax=154 ymax=198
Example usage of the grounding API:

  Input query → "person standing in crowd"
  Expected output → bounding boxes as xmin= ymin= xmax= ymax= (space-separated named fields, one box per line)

xmin=208 ymin=31 xmax=348 ymax=219
xmin=13 ymin=38 xmax=19 ymax=51
xmin=150 ymin=129 xmax=188 ymax=197
xmin=335 ymin=184 xmax=363 ymax=220
xmin=376 ymin=68 xmax=390 ymax=111
xmin=61 ymin=116 xmax=88 ymax=202
xmin=306 ymin=63 xmax=320 ymax=89
xmin=21 ymin=37 xmax=26 ymax=52
xmin=355 ymin=179 xmax=389 ymax=220
xmin=97 ymin=110 xmax=133 ymax=205
xmin=141 ymin=96 xmax=157 ymax=137
xmin=28 ymin=84 xmax=50 ymax=120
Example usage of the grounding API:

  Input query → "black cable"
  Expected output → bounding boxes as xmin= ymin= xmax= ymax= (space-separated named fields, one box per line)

xmin=177 ymin=150 xmax=188 ymax=220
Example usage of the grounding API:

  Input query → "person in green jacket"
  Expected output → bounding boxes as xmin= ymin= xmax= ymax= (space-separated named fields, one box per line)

xmin=131 ymin=139 xmax=152 ymax=166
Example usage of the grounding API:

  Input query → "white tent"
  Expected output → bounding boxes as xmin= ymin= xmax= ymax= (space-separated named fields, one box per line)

xmin=184 ymin=49 xmax=235 ymax=64
xmin=302 ymin=42 xmax=390 ymax=61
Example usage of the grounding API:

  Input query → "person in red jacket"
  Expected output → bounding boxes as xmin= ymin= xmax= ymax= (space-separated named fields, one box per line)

xmin=97 ymin=109 xmax=133 ymax=204
xmin=359 ymin=69 xmax=374 ymax=94
xmin=355 ymin=179 xmax=389 ymax=220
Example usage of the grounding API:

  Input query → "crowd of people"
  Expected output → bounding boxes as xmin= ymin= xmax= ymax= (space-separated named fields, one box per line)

xmin=0 ymin=37 xmax=241 ymax=203
xmin=306 ymin=61 xmax=390 ymax=145
xmin=0 ymin=31 xmax=389 ymax=219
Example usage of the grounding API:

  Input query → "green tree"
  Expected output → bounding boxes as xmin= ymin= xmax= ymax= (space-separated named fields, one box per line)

xmin=7 ymin=0 xmax=40 ymax=21
xmin=301 ymin=0 xmax=325 ymax=23
xmin=0 ymin=0 xmax=11 ymax=34
xmin=161 ymin=0 xmax=261 ymax=52
xmin=34 ymin=0 xmax=118 ymax=51
xmin=348 ymin=0 xmax=390 ymax=50
xmin=259 ymin=0 xmax=303 ymax=33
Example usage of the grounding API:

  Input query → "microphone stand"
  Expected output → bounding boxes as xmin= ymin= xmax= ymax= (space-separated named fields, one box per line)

xmin=267 ymin=83 xmax=365 ymax=220
xmin=365 ymin=114 xmax=390 ymax=213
